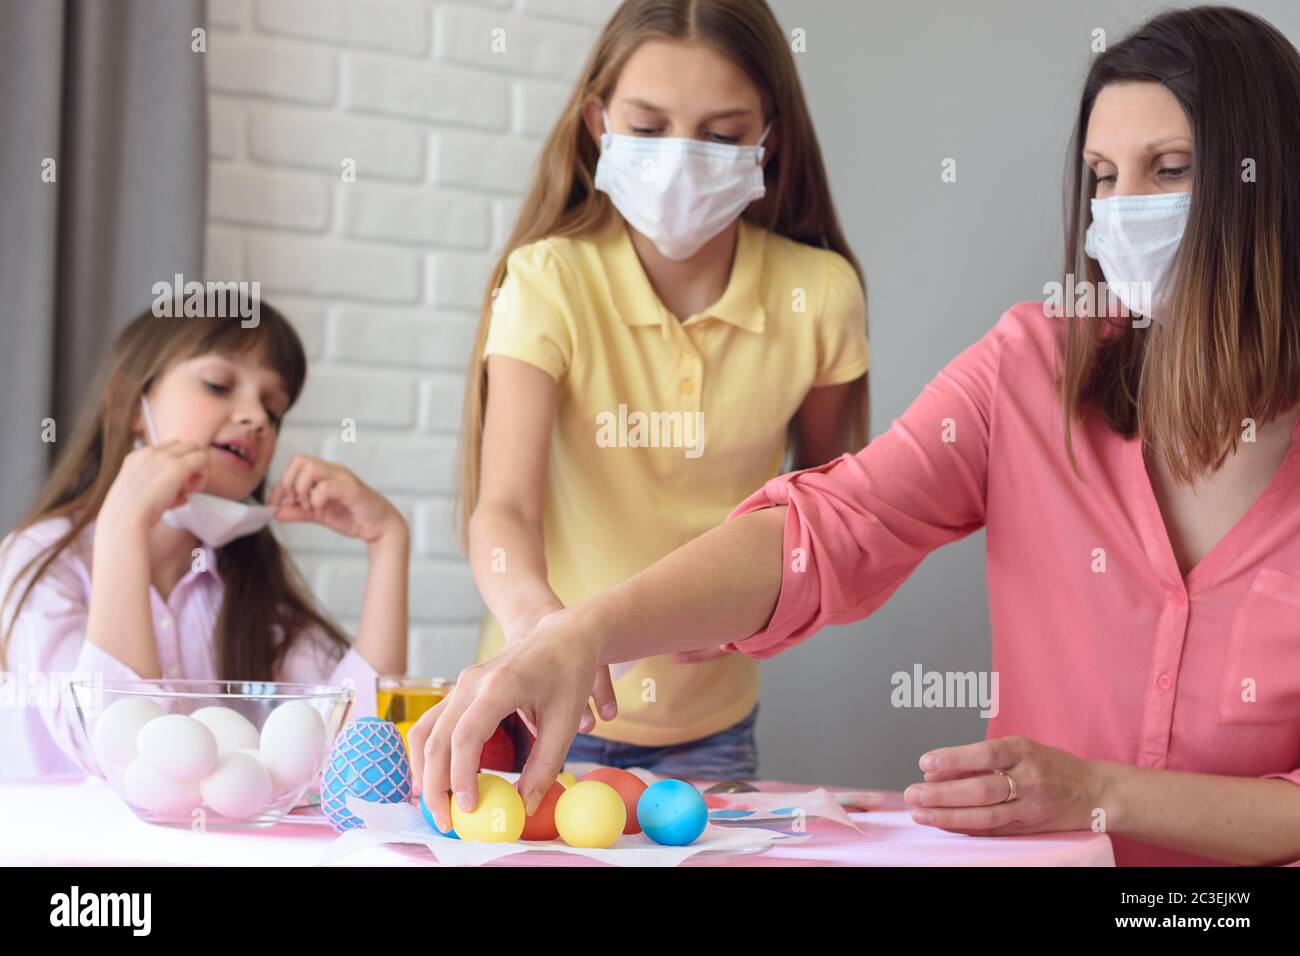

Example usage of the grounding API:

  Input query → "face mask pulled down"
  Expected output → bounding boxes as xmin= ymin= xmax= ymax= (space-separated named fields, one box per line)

xmin=134 ymin=394 xmax=275 ymax=548
xmin=594 ymin=108 xmax=771 ymax=261
xmin=1084 ymin=191 xmax=1190 ymax=322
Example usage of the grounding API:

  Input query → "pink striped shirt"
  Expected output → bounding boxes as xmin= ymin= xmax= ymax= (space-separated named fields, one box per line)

xmin=0 ymin=515 xmax=377 ymax=781
xmin=726 ymin=301 xmax=1300 ymax=867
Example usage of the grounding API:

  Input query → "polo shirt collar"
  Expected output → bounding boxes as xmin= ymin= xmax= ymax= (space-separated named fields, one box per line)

xmin=598 ymin=215 xmax=767 ymax=335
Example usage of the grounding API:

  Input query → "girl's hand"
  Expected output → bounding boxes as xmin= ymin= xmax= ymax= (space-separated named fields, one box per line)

xmin=904 ymin=735 xmax=1109 ymax=835
xmin=101 ymin=440 xmax=211 ymax=533
xmin=501 ymin=596 xmax=564 ymax=646
xmin=407 ymin=605 xmax=604 ymax=829
xmin=269 ymin=454 xmax=404 ymax=544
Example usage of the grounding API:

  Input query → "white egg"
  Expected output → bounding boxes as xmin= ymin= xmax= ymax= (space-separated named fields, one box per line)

xmin=137 ymin=714 xmax=218 ymax=781
xmin=191 ymin=706 xmax=260 ymax=755
xmin=124 ymin=757 xmax=203 ymax=812
xmin=200 ymin=752 xmax=273 ymax=818
xmin=259 ymin=701 xmax=326 ymax=787
xmin=236 ymin=747 xmax=294 ymax=796
xmin=94 ymin=698 xmax=165 ymax=766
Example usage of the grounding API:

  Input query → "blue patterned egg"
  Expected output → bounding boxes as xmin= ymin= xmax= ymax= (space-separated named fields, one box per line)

xmin=320 ymin=717 xmax=412 ymax=832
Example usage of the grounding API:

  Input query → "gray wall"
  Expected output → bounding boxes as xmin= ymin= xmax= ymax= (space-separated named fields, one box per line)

xmin=757 ymin=0 xmax=1300 ymax=788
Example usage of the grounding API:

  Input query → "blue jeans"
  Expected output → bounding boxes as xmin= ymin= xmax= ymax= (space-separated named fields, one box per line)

xmin=564 ymin=705 xmax=759 ymax=780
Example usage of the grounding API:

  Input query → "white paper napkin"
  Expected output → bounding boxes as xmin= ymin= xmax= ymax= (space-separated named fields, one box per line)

xmin=317 ymin=794 xmax=789 ymax=867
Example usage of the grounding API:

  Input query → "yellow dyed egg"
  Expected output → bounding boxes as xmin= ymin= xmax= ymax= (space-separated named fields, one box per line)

xmin=450 ymin=773 xmax=525 ymax=843
xmin=556 ymin=770 xmax=577 ymax=789
xmin=554 ymin=780 xmax=626 ymax=849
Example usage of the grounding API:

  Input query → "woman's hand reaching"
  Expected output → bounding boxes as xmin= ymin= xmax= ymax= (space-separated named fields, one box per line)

xmin=407 ymin=604 xmax=607 ymax=830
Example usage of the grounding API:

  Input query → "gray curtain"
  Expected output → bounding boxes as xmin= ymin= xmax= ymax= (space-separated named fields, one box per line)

xmin=0 ymin=0 xmax=208 ymax=529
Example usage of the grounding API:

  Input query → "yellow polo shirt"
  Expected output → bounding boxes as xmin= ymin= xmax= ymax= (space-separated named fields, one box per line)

xmin=477 ymin=214 xmax=869 ymax=746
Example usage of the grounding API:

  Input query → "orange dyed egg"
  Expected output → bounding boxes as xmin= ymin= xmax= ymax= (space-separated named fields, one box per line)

xmin=580 ymin=768 xmax=649 ymax=834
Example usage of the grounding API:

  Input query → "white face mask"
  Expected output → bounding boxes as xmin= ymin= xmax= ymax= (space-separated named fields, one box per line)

xmin=593 ymin=108 xmax=771 ymax=260
xmin=1084 ymin=191 xmax=1190 ymax=320
xmin=135 ymin=393 xmax=275 ymax=549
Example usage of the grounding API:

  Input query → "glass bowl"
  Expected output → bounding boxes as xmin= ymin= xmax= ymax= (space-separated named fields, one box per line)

xmin=70 ymin=678 xmax=354 ymax=829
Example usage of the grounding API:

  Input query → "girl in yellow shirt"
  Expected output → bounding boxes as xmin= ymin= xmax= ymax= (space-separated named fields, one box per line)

xmin=457 ymin=0 xmax=870 ymax=779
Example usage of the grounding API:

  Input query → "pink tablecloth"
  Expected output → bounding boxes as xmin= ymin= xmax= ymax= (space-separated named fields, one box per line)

xmin=0 ymin=777 xmax=1114 ymax=866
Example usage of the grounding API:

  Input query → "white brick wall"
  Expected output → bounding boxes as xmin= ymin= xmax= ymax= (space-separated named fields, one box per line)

xmin=201 ymin=0 xmax=620 ymax=677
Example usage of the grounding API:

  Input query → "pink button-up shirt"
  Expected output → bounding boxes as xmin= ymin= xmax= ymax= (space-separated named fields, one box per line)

xmin=0 ymin=515 xmax=377 ymax=781
xmin=726 ymin=301 xmax=1300 ymax=867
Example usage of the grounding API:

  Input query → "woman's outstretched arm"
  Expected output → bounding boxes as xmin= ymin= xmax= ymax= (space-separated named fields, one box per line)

xmin=408 ymin=504 xmax=788 ymax=825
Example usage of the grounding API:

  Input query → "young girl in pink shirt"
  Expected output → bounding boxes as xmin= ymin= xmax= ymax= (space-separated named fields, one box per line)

xmin=412 ymin=6 xmax=1300 ymax=866
xmin=1 ymin=303 xmax=410 ymax=780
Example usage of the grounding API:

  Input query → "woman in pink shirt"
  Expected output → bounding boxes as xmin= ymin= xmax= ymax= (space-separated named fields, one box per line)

xmin=0 ymin=303 xmax=410 ymax=780
xmin=411 ymin=6 xmax=1300 ymax=866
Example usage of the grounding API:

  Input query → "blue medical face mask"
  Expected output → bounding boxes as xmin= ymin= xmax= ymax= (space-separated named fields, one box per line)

xmin=1084 ymin=191 xmax=1191 ymax=320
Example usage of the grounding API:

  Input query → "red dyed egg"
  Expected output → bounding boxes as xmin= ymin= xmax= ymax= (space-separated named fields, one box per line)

xmin=478 ymin=724 xmax=516 ymax=772
xmin=520 ymin=780 xmax=565 ymax=841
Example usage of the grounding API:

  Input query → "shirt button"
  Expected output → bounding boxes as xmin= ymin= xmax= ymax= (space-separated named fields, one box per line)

xmin=1171 ymin=590 xmax=1187 ymax=607
xmin=680 ymin=379 xmax=695 ymax=395
xmin=1157 ymin=673 xmax=1173 ymax=690
xmin=159 ymin=618 xmax=172 ymax=630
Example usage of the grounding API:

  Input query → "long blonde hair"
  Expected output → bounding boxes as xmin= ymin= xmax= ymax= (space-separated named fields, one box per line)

xmin=456 ymin=0 xmax=867 ymax=546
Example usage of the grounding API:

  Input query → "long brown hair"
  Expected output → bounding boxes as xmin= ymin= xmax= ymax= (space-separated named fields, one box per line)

xmin=1060 ymin=6 xmax=1300 ymax=482
xmin=0 ymin=304 xmax=350 ymax=679
xmin=456 ymin=0 xmax=867 ymax=545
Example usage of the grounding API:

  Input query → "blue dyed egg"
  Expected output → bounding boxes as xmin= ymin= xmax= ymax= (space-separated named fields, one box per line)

xmin=419 ymin=792 xmax=459 ymax=839
xmin=637 ymin=779 xmax=708 ymax=846
xmin=320 ymin=717 xmax=411 ymax=832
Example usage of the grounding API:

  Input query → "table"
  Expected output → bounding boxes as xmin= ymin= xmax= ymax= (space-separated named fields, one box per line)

xmin=0 ymin=776 xmax=1114 ymax=866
